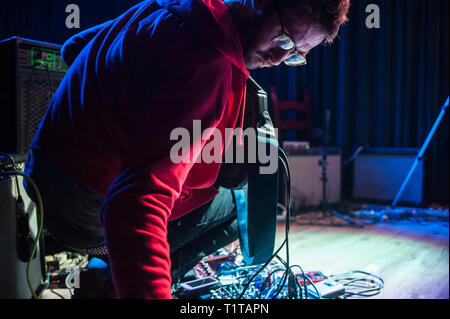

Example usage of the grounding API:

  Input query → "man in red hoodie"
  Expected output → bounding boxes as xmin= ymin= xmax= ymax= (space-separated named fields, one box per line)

xmin=24 ymin=0 xmax=350 ymax=298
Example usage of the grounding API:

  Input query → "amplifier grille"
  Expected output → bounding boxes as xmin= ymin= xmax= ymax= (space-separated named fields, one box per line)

xmin=18 ymin=72 xmax=64 ymax=154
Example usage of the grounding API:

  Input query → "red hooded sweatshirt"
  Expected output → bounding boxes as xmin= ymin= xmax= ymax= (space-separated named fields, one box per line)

xmin=31 ymin=0 xmax=249 ymax=298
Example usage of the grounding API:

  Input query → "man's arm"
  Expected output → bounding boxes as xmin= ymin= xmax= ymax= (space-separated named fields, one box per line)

xmin=99 ymin=47 xmax=233 ymax=298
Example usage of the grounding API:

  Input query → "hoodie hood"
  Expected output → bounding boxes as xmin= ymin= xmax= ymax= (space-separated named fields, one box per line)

xmin=62 ymin=0 xmax=249 ymax=77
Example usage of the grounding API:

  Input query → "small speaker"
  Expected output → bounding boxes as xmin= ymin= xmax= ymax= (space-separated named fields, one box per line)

xmin=352 ymin=148 xmax=424 ymax=206
xmin=286 ymin=147 xmax=342 ymax=211
xmin=0 ymin=154 xmax=45 ymax=299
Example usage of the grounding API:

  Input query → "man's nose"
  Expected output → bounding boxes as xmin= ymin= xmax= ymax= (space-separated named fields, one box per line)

xmin=269 ymin=48 xmax=292 ymax=66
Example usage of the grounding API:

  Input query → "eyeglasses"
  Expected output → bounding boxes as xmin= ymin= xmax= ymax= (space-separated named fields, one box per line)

xmin=271 ymin=6 xmax=308 ymax=67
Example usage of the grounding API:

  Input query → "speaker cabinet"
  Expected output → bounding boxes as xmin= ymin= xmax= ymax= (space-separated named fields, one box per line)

xmin=352 ymin=148 xmax=424 ymax=206
xmin=0 ymin=155 xmax=45 ymax=298
xmin=286 ymin=147 xmax=342 ymax=211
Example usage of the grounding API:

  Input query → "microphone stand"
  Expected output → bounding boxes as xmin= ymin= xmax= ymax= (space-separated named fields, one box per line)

xmin=318 ymin=109 xmax=362 ymax=227
xmin=392 ymin=97 xmax=449 ymax=208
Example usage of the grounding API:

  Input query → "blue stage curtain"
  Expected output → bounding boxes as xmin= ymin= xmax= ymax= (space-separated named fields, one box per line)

xmin=252 ymin=0 xmax=449 ymax=204
xmin=1 ymin=0 xmax=448 ymax=203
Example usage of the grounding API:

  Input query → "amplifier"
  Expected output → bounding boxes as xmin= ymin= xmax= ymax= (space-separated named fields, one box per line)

xmin=352 ymin=148 xmax=424 ymax=206
xmin=0 ymin=37 xmax=68 ymax=155
xmin=0 ymin=154 xmax=45 ymax=298
xmin=286 ymin=147 xmax=342 ymax=211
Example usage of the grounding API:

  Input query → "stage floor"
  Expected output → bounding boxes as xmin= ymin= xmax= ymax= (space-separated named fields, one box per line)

xmin=276 ymin=213 xmax=449 ymax=299
xmin=42 ymin=214 xmax=449 ymax=299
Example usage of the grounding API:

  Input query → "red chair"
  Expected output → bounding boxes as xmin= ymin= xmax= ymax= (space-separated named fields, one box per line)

xmin=270 ymin=87 xmax=313 ymax=143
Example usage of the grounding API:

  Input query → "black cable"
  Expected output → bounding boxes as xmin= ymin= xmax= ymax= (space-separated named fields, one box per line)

xmin=0 ymin=171 xmax=44 ymax=299
xmin=269 ymin=264 xmax=288 ymax=299
xmin=237 ymin=238 xmax=286 ymax=298
xmin=0 ymin=153 xmax=22 ymax=199
xmin=272 ymin=257 xmax=309 ymax=299
xmin=237 ymin=147 xmax=294 ymax=299
xmin=340 ymin=278 xmax=382 ymax=295
xmin=288 ymin=264 xmax=308 ymax=299
xmin=331 ymin=270 xmax=384 ymax=286
xmin=247 ymin=150 xmax=292 ymax=300
xmin=330 ymin=270 xmax=384 ymax=297
xmin=263 ymin=150 xmax=292 ymax=299
xmin=277 ymin=262 xmax=321 ymax=299
xmin=277 ymin=259 xmax=320 ymax=299
xmin=259 ymin=149 xmax=292 ymax=300
xmin=304 ymin=273 xmax=322 ymax=298
xmin=257 ymin=268 xmax=286 ymax=298
xmin=269 ymin=256 xmax=293 ymax=299
xmin=238 ymin=148 xmax=291 ymax=299
xmin=273 ymin=150 xmax=292 ymax=299
xmin=246 ymin=148 xmax=327 ymax=300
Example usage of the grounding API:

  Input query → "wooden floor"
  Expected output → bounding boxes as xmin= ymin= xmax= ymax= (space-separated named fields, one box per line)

xmin=274 ymin=214 xmax=449 ymax=299
xmin=42 ymin=214 xmax=449 ymax=300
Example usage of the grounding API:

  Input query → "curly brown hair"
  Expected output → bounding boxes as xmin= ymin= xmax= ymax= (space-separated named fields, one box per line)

xmin=281 ymin=0 xmax=351 ymax=43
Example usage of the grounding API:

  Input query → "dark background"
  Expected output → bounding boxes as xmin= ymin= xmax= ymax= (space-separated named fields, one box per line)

xmin=1 ymin=0 xmax=448 ymax=204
